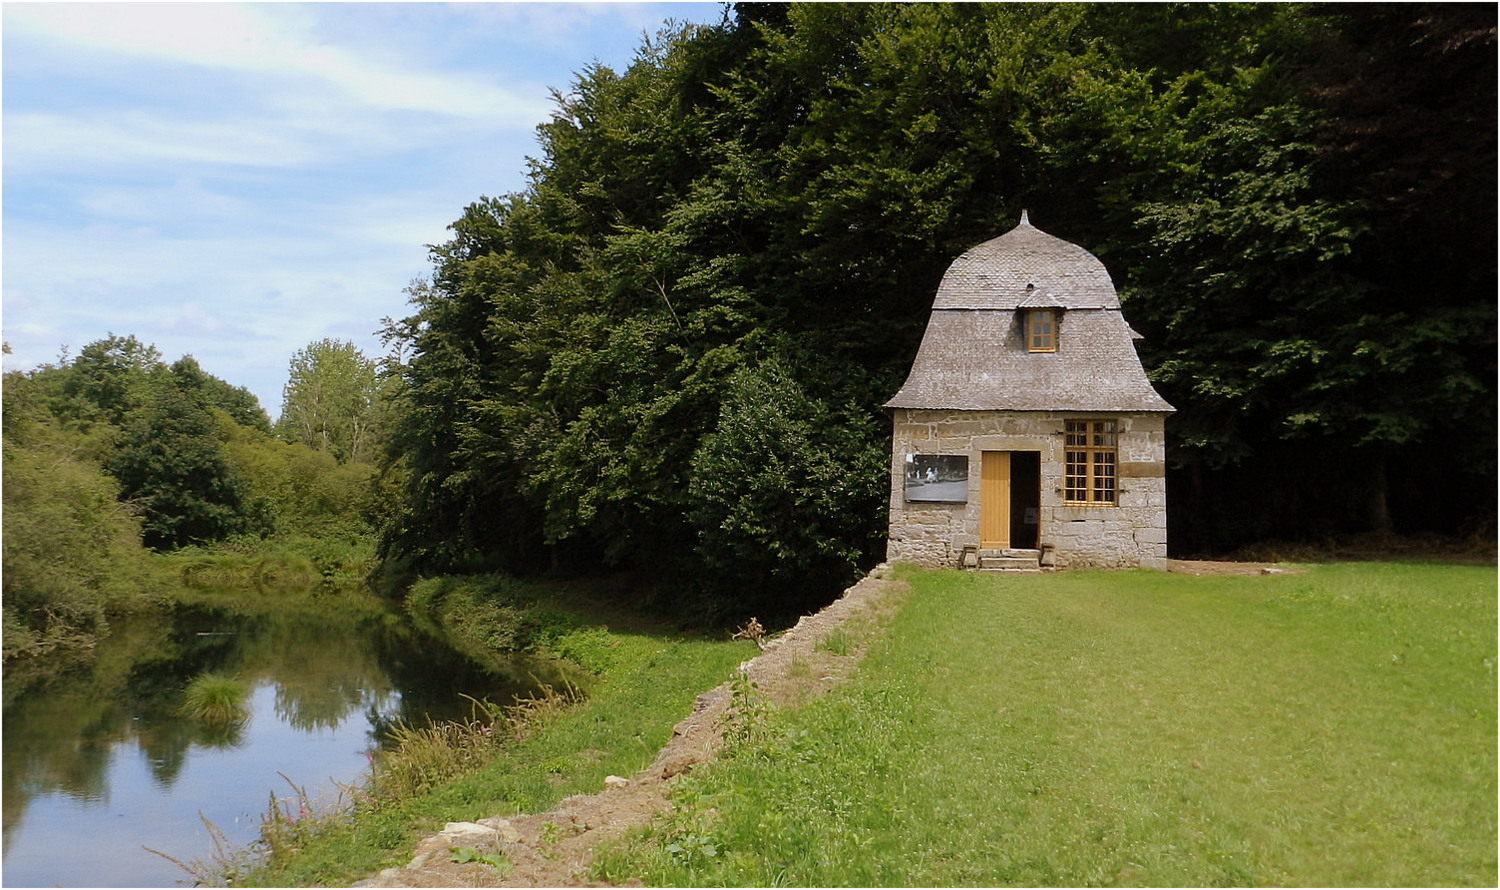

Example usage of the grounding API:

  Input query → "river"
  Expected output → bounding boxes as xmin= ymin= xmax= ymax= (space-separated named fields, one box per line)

xmin=2 ymin=591 xmax=574 ymax=887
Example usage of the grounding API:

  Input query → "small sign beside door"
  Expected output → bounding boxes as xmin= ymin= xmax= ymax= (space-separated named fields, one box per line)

xmin=904 ymin=454 xmax=969 ymax=503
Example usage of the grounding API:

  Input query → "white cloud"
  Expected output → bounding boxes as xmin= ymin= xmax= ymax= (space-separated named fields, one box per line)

xmin=78 ymin=178 xmax=248 ymax=224
xmin=7 ymin=110 xmax=328 ymax=171
xmin=5 ymin=2 xmax=553 ymax=122
xmin=5 ymin=3 xmax=287 ymax=68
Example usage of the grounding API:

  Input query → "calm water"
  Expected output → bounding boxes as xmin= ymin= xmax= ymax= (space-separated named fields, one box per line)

xmin=2 ymin=595 xmax=572 ymax=887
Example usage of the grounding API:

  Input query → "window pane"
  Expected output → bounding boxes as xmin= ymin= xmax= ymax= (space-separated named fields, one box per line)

xmin=1028 ymin=310 xmax=1055 ymax=352
xmin=1065 ymin=419 xmax=1119 ymax=505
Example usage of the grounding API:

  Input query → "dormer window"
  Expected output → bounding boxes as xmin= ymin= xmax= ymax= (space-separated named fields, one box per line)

xmin=1026 ymin=309 xmax=1056 ymax=352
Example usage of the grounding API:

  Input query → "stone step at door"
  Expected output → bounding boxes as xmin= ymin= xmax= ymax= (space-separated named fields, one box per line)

xmin=977 ymin=548 xmax=1041 ymax=572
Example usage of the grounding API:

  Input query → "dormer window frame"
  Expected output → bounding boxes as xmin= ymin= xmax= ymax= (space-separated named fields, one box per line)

xmin=1025 ymin=308 xmax=1058 ymax=353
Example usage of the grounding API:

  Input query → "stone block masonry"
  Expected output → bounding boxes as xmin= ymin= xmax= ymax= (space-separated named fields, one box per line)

xmin=887 ymin=408 xmax=1168 ymax=570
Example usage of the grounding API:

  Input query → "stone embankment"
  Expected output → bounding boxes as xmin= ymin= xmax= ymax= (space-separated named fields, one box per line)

xmin=355 ymin=564 xmax=908 ymax=888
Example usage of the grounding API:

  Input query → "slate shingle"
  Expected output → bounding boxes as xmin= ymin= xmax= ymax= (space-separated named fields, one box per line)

xmin=886 ymin=214 xmax=1174 ymax=413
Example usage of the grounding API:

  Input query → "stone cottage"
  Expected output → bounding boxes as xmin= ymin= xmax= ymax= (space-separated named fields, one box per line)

xmin=884 ymin=212 xmax=1174 ymax=570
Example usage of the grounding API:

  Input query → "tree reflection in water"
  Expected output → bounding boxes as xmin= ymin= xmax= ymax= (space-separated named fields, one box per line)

xmin=1 ymin=587 xmax=567 ymax=886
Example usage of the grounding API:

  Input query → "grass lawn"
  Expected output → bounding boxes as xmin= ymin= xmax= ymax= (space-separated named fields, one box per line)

xmin=598 ymin=562 xmax=1497 ymax=886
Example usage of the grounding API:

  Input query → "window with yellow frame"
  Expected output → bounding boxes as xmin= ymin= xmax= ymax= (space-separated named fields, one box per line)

xmin=1064 ymin=419 xmax=1117 ymax=504
xmin=1026 ymin=309 xmax=1056 ymax=352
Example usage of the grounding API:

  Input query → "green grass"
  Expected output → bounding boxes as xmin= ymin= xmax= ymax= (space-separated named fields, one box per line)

xmin=160 ymin=534 xmax=376 ymax=592
xmin=180 ymin=672 xmax=250 ymax=726
xmin=597 ymin=562 xmax=1497 ymax=887
xmin=242 ymin=618 xmax=756 ymax=886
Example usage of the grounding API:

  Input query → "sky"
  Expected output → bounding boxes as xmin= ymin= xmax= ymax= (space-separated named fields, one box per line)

xmin=2 ymin=0 xmax=727 ymax=418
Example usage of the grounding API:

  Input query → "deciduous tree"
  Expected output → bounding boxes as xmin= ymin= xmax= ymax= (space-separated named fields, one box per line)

xmin=277 ymin=339 xmax=383 ymax=464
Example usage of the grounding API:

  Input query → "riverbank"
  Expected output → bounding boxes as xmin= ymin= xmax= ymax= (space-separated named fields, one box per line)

xmin=237 ymin=573 xmax=764 ymax=887
xmin=1 ymin=575 xmax=553 ymax=888
xmin=352 ymin=564 xmax=909 ymax=887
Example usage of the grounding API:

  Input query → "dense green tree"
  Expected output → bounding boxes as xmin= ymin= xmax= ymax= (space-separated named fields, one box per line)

xmin=277 ymin=339 xmax=384 ymax=464
xmin=221 ymin=420 xmax=379 ymax=539
xmin=170 ymin=355 xmax=272 ymax=433
xmin=56 ymin=333 xmax=163 ymax=425
xmin=2 ymin=373 xmax=156 ymax=659
xmin=106 ymin=377 xmax=260 ymax=550
xmin=1101 ymin=3 xmax=1496 ymax=545
xmin=688 ymin=362 xmax=887 ymax=615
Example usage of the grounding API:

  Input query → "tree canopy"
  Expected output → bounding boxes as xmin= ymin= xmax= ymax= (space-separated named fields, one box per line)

xmin=277 ymin=338 xmax=385 ymax=464
xmin=364 ymin=2 xmax=1490 ymax=614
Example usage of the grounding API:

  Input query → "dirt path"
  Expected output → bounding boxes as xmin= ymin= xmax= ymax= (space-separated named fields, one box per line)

xmin=354 ymin=564 xmax=910 ymax=888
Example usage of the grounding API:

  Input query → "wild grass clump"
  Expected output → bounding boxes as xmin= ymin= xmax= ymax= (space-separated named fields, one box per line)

xmin=163 ymin=534 xmax=376 ymax=592
xmin=370 ymin=688 xmax=578 ymax=802
xmin=257 ymin=773 xmax=359 ymax=864
xmin=815 ymin=626 xmax=854 ymax=656
xmin=181 ymin=672 xmax=250 ymax=726
xmin=150 ymin=775 xmax=351 ymax=887
xmin=146 ymin=812 xmax=257 ymax=888
xmin=372 ymin=696 xmax=511 ymax=800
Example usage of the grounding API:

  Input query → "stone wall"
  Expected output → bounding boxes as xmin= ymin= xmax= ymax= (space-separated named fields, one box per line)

xmin=886 ymin=409 xmax=1168 ymax=570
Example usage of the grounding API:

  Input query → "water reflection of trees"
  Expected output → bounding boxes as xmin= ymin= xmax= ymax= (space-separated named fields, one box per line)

xmin=3 ymin=589 xmax=564 ymax=858
xmin=236 ymin=614 xmax=396 ymax=732
xmin=2 ymin=611 xmax=219 ymax=847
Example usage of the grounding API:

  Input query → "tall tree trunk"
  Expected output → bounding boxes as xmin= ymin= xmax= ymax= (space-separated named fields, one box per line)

xmin=1366 ymin=447 xmax=1393 ymax=535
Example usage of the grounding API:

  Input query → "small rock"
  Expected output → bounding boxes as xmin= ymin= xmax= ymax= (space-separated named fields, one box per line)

xmin=441 ymin=821 xmax=500 ymax=843
xmin=443 ymin=820 xmax=485 ymax=833
xmin=604 ymin=775 xmax=630 ymax=789
xmin=478 ymin=817 xmax=524 ymax=843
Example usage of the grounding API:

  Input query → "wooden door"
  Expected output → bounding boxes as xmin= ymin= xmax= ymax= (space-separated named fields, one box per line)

xmin=981 ymin=451 xmax=1010 ymax=549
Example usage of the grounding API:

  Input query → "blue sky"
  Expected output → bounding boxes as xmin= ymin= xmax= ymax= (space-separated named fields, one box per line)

xmin=2 ymin=1 xmax=727 ymax=417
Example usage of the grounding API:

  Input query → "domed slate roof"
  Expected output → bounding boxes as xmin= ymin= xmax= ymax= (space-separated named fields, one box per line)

xmin=885 ymin=213 xmax=1173 ymax=413
xmin=932 ymin=211 xmax=1119 ymax=310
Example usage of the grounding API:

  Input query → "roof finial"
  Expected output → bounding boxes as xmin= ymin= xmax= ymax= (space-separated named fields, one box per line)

xmin=1020 ymin=209 xmax=1031 ymax=226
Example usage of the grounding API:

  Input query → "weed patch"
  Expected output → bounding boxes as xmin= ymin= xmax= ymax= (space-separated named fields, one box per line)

xmin=448 ymin=845 xmax=511 ymax=874
xmin=371 ymin=691 xmax=574 ymax=801
xmin=815 ymin=627 xmax=854 ymax=656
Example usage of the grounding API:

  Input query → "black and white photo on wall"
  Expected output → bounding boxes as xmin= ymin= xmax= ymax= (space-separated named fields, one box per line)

xmin=904 ymin=454 xmax=968 ymax=503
